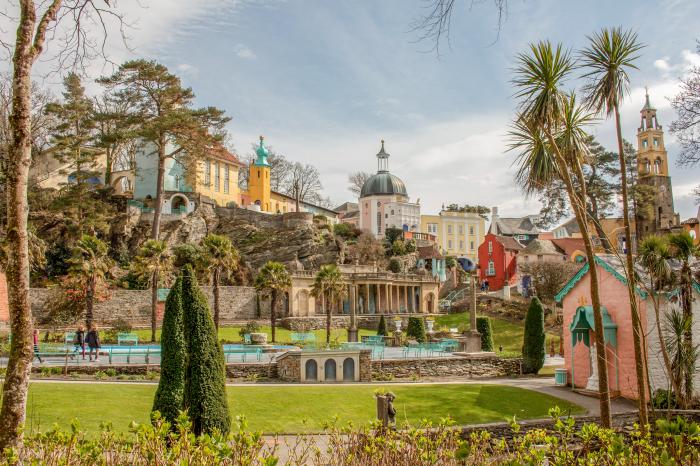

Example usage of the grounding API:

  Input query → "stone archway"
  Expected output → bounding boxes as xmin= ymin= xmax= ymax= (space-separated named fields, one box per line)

xmin=111 ymin=175 xmax=132 ymax=195
xmin=324 ymin=359 xmax=337 ymax=381
xmin=305 ymin=359 xmax=318 ymax=381
xmin=170 ymin=194 xmax=189 ymax=214
xmin=342 ymin=358 xmax=355 ymax=381
xmin=425 ymin=292 xmax=435 ymax=313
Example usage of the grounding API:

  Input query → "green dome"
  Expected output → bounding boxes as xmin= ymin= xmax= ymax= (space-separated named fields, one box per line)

xmin=360 ymin=172 xmax=407 ymax=198
xmin=255 ymin=135 xmax=270 ymax=166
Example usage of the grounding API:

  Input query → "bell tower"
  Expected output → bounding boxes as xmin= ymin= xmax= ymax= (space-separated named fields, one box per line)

xmin=248 ymin=135 xmax=271 ymax=212
xmin=635 ymin=90 xmax=679 ymax=238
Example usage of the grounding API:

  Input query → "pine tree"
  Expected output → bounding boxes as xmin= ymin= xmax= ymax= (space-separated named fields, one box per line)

xmin=406 ymin=317 xmax=426 ymax=343
xmin=377 ymin=314 xmax=388 ymax=337
xmin=476 ymin=316 xmax=494 ymax=352
xmin=152 ymin=275 xmax=186 ymax=426
xmin=181 ymin=265 xmax=230 ymax=436
xmin=522 ymin=297 xmax=546 ymax=374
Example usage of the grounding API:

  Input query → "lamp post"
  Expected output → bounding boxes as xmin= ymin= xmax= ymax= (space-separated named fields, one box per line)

xmin=470 ymin=271 xmax=477 ymax=332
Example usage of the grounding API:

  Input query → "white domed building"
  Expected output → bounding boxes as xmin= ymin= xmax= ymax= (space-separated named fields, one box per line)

xmin=359 ymin=141 xmax=420 ymax=237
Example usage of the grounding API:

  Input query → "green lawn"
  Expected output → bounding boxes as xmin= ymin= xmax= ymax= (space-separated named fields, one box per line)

xmin=435 ymin=313 xmax=560 ymax=354
xmin=21 ymin=382 xmax=583 ymax=434
xmin=132 ymin=326 xmax=377 ymax=344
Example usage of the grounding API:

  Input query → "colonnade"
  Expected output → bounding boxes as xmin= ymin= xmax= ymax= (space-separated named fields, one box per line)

xmin=347 ymin=282 xmax=422 ymax=314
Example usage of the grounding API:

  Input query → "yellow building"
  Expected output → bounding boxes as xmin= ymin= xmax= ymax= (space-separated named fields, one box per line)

xmin=193 ymin=144 xmax=246 ymax=208
xmin=420 ymin=208 xmax=486 ymax=262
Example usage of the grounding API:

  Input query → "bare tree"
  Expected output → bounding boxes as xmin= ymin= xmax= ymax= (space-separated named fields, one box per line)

xmin=670 ymin=44 xmax=700 ymax=168
xmin=284 ymin=161 xmax=323 ymax=211
xmin=347 ymin=171 xmax=371 ymax=196
xmin=0 ymin=0 xmax=126 ymax=450
xmin=238 ymin=142 xmax=291 ymax=192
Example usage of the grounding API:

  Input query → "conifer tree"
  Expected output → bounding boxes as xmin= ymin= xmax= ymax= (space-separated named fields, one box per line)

xmin=152 ymin=275 xmax=186 ymax=426
xmin=376 ymin=314 xmax=388 ymax=336
xmin=522 ymin=297 xmax=546 ymax=374
xmin=406 ymin=317 xmax=426 ymax=343
xmin=181 ymin=265 xmax=230 ymax=436
xmin=476 ymin=316 xmax=494 ymax=352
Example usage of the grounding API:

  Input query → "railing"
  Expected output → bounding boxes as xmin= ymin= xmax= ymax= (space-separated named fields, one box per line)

xmin=291 ymin=271 xmax=438 ymax=282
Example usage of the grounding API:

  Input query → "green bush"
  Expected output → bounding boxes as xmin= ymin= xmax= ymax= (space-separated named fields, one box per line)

xmin=405 ymin=239 xmax=417 ymax=253
xmin=172 ymin=243 xmax=204 ymax=269
xmin=384 ymin=228 xmax=403 ymax=245
xmin=182 ymin=265 xmax=231 ymax=436
xmin=476 ymin=317 xmax=494 ymax=352
xmin=522 ymin=297 xmax=546 ymax=374
xmin=387 ymin=258 xmax=401 ymax=273
xmin=377 ymin=314 xmax=388 ymax=336
xmin=391 ymin=239 xmax=406 ymax=256
xmin=152 ymin=275 xmax=187 ymax=426
xmin=406 ymin=317 xmax=426 ymax=343
xmin=651 ymin=389 xmax=678 ymax=409
xmin=238 ymin=321 xmax=260 ymax=340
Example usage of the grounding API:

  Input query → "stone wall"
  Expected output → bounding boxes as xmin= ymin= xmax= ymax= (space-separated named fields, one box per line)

xmin=225 ymin=362 xmax=277 ymax=379
xmin=279 ymin=314 xmax=444 ymax=331
xmin=277 ymin=352 xmax=300 ymax=382
xmin=371 ymin=355 xmax=521 ymax=379
xmin=28 ymin=286 xmax=270 ymax=328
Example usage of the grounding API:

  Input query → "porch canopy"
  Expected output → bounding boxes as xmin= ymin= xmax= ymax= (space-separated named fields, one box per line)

xmin=569 ymin=306 xmax=617 ymax=348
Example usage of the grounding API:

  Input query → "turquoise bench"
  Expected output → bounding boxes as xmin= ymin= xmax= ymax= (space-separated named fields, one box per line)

xmin=243 ymin=334 xmax=252 ymax=344
xmin=223 ymin=347 xmax=262 ymax=362
xmin=104 ymin=347 xmax=160 ymax=364
xmin=441 ymin=339 xmax=459 ymax=352
xmin=402 ymin=343 xmax=424 ymax=358
xmin=117 ymin=333 xmax=139 ymax=346
xmin=362 ymin=335 xmax=385 ymax=345
xmin=290 ymin=332 xmax=316 ymax=346
xmin=64 ymin=332 xmax=76 ymax=346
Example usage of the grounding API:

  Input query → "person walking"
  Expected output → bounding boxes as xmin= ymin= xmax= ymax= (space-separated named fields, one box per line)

xmin=74 ymin=325 xmax=86 ymax=359
xmin=86 ymin=324 xmax=101 ymax=362
xmin=33 ymin=328 xmax=43 ymax=363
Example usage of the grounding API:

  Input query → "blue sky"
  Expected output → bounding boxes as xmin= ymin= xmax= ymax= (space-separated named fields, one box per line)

xmin=5 ymin=0 xmax=700 ymax=223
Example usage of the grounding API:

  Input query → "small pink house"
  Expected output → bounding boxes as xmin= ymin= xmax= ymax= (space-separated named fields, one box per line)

xmin=556 ymin=254 xmax=700 ymax=401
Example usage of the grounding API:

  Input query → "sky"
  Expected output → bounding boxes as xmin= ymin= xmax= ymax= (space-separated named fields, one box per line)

xmin=2 ymin=0 xmax=700 ymax=224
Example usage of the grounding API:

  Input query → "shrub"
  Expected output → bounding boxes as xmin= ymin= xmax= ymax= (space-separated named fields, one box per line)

xmin=476 ymin=317 xmax=494 ymax=352
xmin=384 ymin=228 xmax=404 ymax=245
xmin=522 ymin=297 xmax=546 ymax=374
xmin=105 ymin=368 xmax=118 ymax=377
xmin=406 ymin=317 xmax=426 ymax=343
xmin=182 ymin=265 xmax=231 ymax=436
xmin=238 ymin=321 xmax=260 ymax=340
xmin=152 ymin=275 xmax=187 ymax=426
xmin=334 ymin=223 xmax=360 ymax=240
xmin=111 ymin=317 xmax=133 ymax=333
xmin=172 ymin=243 xmax=204 ymax=269
xmin=377 ymin=315 xmax=388 ymax=336
xmin=391 ymin=239 xmax=406 ymax=256
xmin=405 ymin=239 xmax=417 ymax=253
xmin=651 ymin=389 xmax=679 ymax=409
xmin=387 ymin=258 xmax=401 ymax=273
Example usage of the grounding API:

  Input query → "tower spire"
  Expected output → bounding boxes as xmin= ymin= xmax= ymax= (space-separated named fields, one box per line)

xmin=376 ymin=139 xmax=390 ymax=173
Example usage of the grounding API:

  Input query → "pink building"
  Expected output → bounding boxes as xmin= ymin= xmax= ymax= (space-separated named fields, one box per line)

xmin=556 ymin=254 xmax=700 ymax=401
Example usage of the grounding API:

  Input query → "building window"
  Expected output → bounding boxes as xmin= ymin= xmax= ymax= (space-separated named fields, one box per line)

xmin=205 ymin=160 xmax=211 ymax=186
xmin=642 ymin=139 xmax=648 ymax=149
xmin=377 ymin=213 xmax=382 ymax=234
xmin=427 ymin=223 xmax=437 ymax=234
xmin=487 ymin=260 xmax=496 ymax=276
xmin=488 ymin=241 xmax=493 ymax=253
xmin=459 ymin=240 xmax=464 ymax=250
xmin=447 ymin=225 xmax=453 ymax=234
xmin=653 ymin=137 xmax=659 ymax=147
xmin=470 ymin=241 xmax=474 ymax=250
xmin=448 ymin=240 xmax=452 ymax=249
xmin=391 ymin=210 xmax=395 ymax=215
xmin=224 ymin=165 xmax=229 ymax=194
xmin=459 ymin=225 xmax=463 ymax=235
xmin=654 ymin=159 xmax=661 ymax=174
xmin=385 ymin=214 xmax=388 ymax=219
xmin=469 ymin=226 xmax=474 ymax=235
xmin=214 ymin=162 xmax=220 ymax=191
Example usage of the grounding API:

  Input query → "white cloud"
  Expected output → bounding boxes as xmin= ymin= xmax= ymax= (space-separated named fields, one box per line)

xmin=235 ymin=44 xmax=257 ymax=59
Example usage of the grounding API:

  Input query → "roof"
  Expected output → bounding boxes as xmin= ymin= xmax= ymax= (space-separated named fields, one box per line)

xmin=360 ymin=172 xmax=407 ymax=198
xmin=209 ymin=144 xmax=245 ymax=167
xmin=681 ymin=217 xmax=699 ymax=226
xmin=489 ymin=214 xmax=541 ymax=236
xmin=341 ymin=210 xmax=359 ymax=219
xmin=556 ymin=218 xmax=580 ymax=236
xmin=522 ymin=239 xmax=562 ymax=256
xmin=550 ymin=238 xmax=586 ymax=257
xmin=334 ymin=202 xmax=359 ymax=213
xmin=496 ymin=235 xmax=525 ymax=251
xmin=270 ymin=190 xmax=339 ymax=216
xmin=418 ymin=244 xmax=444 ymax=260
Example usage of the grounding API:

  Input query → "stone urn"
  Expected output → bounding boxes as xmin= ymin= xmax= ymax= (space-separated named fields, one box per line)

xmin=250 ymin=332 xmax=268 ymax=345
xmin=425 ymin=319 xmax=435 ymax=333
xmin=394 ymin=319 xmax=403 ymax=333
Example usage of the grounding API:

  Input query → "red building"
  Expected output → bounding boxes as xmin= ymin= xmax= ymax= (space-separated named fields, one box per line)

xmin=477 ymin=233 xmax=523 ymax=291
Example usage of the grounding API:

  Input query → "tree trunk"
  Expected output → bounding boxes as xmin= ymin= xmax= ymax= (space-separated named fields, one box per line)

xmin=85 ymin=274 xmax=95 ymax=329
xmin=151 ymin=138 xmax=166 ymax=240
xmin=104 ymin=145 xmax=112 ymax=185
xmin=151 ymin=269 xmax=158 ymax=342
xmin=615 ymin=104 xmax=649 ymax=428
xmin=545 ymin=131 xmax=612 ymax=428
xmin=326 ymin=292 xmax=332 ymax=345
xmin=681 ymin=264 xmax=693 ymax=405
xmin=0 ymin=0 xmax=40 ymax=450
xmin=270 ymin=290 xmax=277 ymax=343
xmin=213 ymin=268 xmax=220 ymax=330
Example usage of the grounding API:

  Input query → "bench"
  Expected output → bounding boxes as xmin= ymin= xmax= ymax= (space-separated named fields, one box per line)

xmin=290 ymin=332 xmax=316 ymax=346
xmin=441 ymin=339 xmax=459 ymax=352
xmin=64 ymin=332 xmax=76 ymax=346
xmin=117 ymin=333 xmax=139 ymax=346
xmin=223 ymin=347 xmax=262 ymax=362
xmin=402 ymin=343 xmax=424 ymax=358
xmin=362 ymin=335 xmax=385 ymax=345
xmin=243 ymin=334 xmax=252 ymax=344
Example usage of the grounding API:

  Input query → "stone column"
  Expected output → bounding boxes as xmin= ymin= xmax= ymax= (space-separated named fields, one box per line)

xmin=377 ymin=282 xmax=382 ymax=314
xmin=386 ymin=284 xmax=391 ymax=314
xmin=402 ymin=286 xmax=408 ymax=313
xmin=348 ymin=284 xmax=358 ymax=342
xmin=364 ymin=284 xmax=370 ymax=314
xmin=417 ymin=285 xmax=422 ymax=313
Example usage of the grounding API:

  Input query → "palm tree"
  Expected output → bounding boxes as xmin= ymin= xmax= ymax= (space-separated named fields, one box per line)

xmin=580 ymin=27 xmax=648 ymax=426
xmin=202 ymin=234 xmax=239 ymax=330
xmin=637 ymin=235 xmax=679 ymax=403
xmin=68 ymin=235 xmax=113 ymax=329
xmin=254 ymin=261 xmax=292 ymax=343
xmin=664 ymin=308 xmax=699 ymax=409
xmin=510 ymin=41 xmax=612 ymax=427
xmin=131 ymin=239 xmax=172 ymax=342
xmin=311 ymin=264 xmax=347 ymax=345
xmin=667 ymin=232 xmax=700 ymax=403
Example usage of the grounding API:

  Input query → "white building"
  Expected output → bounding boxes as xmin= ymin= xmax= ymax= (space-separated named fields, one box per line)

xmin=358 ymin=141 xmax=420 ymax=237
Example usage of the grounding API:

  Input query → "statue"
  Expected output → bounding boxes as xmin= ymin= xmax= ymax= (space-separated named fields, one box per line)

xmin=386 ymin=392 xmax=397 ymax=429
xmin=585 ymin=342 xmax=599 ymax=391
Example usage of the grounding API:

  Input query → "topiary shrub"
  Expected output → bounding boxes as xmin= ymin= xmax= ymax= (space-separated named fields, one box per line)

xmin=476 ymin=316 xmax=494 ymax=352
xmin=377 ymin=314 xmax=388 ymax=336
xmin=522 ymin=297 xmax=546 ymax=374
xmin=152 ymin=275 xmax=186 ymax=426
xmin=181 ymin=265 xmax=231 ymax=436
xmin=406 ymin=317 xmax=426 ymax=343
xmin=387 ymin=258 xmax=401 ymax=273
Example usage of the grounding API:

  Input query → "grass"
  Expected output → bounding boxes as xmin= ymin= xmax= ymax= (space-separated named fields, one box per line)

xmin=132 ymin=326 xmax=377 ymax=345
xmin=21 ymin=382 xmax=583 ymax=434
xmin=435 ymin=313 xmax=560 ymax=354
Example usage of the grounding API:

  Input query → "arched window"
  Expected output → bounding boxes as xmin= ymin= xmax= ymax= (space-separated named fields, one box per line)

xmin=305 ymin=360 xmax=317 ymax=381
xmin=343 ymin=358 xmax=355 ymax=381
xmin=324 ymin=359 xmax=337 ymax=381
xmin=487 ymin=260 xmax=496 ymax=276
xmin=654 ymin=159 xmax=661 ymax=174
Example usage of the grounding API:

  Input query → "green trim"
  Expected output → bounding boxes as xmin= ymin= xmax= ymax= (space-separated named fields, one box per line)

xmin=555 ymin=255 xmax=648 ymax=303
xmin=693 ymin=282 xmax=700 ymax=294
xmin=569 ymin=305 xmax=618 ymax=348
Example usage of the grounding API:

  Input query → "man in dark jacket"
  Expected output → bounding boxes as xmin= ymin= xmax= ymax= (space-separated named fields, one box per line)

xmin=86 ymin=325 xmax=101 ymax=362
xmin=74 ymin=325 xmax=86 ymax=359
